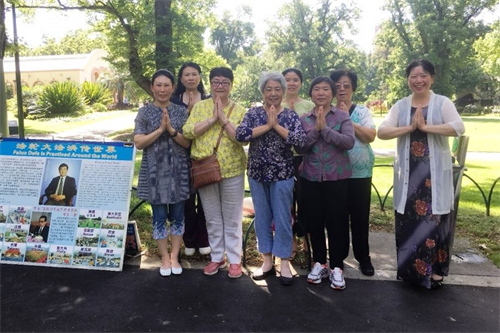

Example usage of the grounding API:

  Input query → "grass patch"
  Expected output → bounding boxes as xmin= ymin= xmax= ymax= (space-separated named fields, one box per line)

xmin=8 ymin=110 xmax=136 ymax=135
xmin=371 ymin=115 xmax=500 ymax=152
xmin=123 ymin=116 xmax=499 ymax=268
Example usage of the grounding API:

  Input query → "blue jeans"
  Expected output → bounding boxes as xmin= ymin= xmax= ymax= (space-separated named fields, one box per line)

xmin=249 ymin=177 xmax=294 ymax=259
xmin=151 ymin=202 xmax=185 ymax=240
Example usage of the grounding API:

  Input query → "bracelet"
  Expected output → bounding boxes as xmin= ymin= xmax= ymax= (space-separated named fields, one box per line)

xmin=222 ymin=120 xmax=230 ymax=128
xmin=169 ymin=129 xmax=178 ymax=137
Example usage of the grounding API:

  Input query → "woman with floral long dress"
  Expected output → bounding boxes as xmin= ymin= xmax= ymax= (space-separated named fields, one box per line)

xmin=378 ymin=59 xmax=465 ymax=289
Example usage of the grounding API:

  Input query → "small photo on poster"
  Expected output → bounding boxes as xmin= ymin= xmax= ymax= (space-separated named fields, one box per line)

xmin=1 ymin=242 xmax=26 ymax=262
xmin=47 ymin=245 xmax=73 ymax=265
xmin=4 ymin=224 xmax=29 ymax=243
xmin=101 ymin=211 xmax=127 ymax=230
xmin=96 ymin=248 xmax=122 ymax=268
xmin=7 ymin=206 xmax=32 ymax=225
xmin=99 ymin=229 xmax=124 ymax=249
xmin=0 ymin=205 xmax=7 ymax=223
xmin=72 ymin=246 xmax=97 ymax=267
xmin=40 ymin=159 xmax=81 ymax=207
xmin=25 ymin=243 xmax=50 ymax=264
xmin=27 ymin=212 xmax=52 ymax=243
xmin=0 ymin=224 xmax=5 ymax=242
xmin=78 ymin=209 xmax=102 ymax=228
xmin=75 ymin=228 xmax=100 ymax=247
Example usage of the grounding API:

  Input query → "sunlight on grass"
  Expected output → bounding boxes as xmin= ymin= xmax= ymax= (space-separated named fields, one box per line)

xmin=8 ymin=110 xmax=137 ymax=134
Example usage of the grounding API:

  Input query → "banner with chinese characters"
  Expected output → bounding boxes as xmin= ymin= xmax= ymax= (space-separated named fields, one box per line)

xmin=0 ymin=138 xmax=136 ymax=271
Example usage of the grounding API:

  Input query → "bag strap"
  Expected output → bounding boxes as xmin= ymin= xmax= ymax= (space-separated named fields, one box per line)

xmin=214 ymin=102 xmax=235 ymax=153
xmin=348 ymin=104 xmax=356 ymax=116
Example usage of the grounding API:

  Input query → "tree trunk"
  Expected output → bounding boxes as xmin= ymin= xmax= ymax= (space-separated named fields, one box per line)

xmin=155 ymin=0 xmax=173 ymax=71
xmin=0 ymin=0 xmax=9 ymax=136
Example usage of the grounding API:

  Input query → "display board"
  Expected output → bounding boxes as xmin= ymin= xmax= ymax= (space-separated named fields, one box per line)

xmin=0 ymin=138 xmax=136 ymax=271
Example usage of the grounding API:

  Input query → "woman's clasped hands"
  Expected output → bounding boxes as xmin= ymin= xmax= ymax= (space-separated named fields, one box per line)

xmin=315 ymin=105 xmax=326 ymax=132
xmin=412 ymin=104 xmax=427 ymax=132
xmin=266 ymin=105 xmax=279 ymax=130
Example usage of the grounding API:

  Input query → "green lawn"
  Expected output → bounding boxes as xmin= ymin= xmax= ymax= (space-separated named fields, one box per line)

xmin=371 ymin=115 xmax=500 ymax=152
xmin=8 ymin=110 xmax=136 ymax=134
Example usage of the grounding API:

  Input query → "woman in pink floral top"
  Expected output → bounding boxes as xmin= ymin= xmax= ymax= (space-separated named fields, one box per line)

xmin=296 ymin=76 xmax=355 ymax=291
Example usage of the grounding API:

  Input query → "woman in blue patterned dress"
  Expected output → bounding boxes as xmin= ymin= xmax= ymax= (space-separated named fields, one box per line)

xmin=134 ymin=69 xmax=191 ymax=277
xmin=235 ymin=72 xmax=306 ymax=286
xmin=330 ymin=69 xmax=377 ymax=276
xmin=378 ymin=59 xmax=465 ymax=289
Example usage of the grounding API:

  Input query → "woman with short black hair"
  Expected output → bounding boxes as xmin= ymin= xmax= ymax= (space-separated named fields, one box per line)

xmin=378 ymin=59 xmax=465 ymax=289
xmin=297 ymin=76 xmax=355 ymax=290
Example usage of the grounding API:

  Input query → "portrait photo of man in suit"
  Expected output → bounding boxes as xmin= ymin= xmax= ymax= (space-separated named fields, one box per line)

xmin=32 ymin=215 xmax=50 ymax=243
xmin=43 ymin=163 xmax=78 ymax=206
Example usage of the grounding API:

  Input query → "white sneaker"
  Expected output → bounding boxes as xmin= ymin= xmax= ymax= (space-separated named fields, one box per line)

xmin=307 ymin=262 xmax=330 ymax=284
xmin=330 ymin=267 xmax=346 ymax=290
xmin=199 ymin=246 xmax=211 ymax=255
xmin=184 ymin=248 xmax=195 ymax=256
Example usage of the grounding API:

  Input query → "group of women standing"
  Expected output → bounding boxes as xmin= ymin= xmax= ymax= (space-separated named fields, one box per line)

xmin=134 ymin=58 xmax=464 ymax=291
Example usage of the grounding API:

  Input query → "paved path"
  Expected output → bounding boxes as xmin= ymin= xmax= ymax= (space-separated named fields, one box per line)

xmin=25 ymin=111 xmax=137 ymax=141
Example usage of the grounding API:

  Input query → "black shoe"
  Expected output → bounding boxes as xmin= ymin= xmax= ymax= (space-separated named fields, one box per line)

xmin=431 ymin=277 xmax=444 ymax=290
xmin=360 ymin=259 xmax=375 ymax=276
xmin=279 ymin=274 xmax=294 ymax=286
xmin=252 ymin=266 xmax=276 ymax=280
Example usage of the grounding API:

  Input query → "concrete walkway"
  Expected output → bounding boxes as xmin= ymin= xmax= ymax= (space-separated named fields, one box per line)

xmin=17 ymin=110 xmax=500 ymax=289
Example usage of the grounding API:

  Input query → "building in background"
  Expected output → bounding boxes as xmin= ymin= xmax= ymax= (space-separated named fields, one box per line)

xmin=3 ymin=49 xmax=110 ymax=94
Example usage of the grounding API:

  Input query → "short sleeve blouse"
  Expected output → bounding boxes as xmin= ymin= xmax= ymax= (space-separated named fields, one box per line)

xmin=134 ymin=103 xmax=191 ymax=204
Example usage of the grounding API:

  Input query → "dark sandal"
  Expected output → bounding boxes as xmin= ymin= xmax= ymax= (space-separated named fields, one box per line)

xmin=431 ymin=277 xmax=444 ymax=289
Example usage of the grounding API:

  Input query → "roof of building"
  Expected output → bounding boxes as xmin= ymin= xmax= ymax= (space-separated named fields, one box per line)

xmin=3 ymin=49 xmax=107 ymax=73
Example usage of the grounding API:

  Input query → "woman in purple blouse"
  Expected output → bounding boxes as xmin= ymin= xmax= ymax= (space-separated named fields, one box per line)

xmin=296 ymin=76 xmax=355 ymax=290
xmin=235 ymin=72 xmax=306 ymax=286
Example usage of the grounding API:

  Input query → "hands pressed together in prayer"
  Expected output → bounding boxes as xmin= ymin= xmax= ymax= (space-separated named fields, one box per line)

xmin=266 ymin=105 xmax=279 ymax=130
xmin=315 ymin=106 xmax=327 ymax=132
xmin=412 ymin=104 xmax=427 ymax=132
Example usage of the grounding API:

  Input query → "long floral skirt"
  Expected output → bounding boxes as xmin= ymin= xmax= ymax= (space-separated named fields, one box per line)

xmin=395 ymin=110 xmax=453 ymax=289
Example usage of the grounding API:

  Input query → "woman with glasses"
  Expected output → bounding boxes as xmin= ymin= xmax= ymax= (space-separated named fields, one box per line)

xmin=330 ymin=69 xmax=376 ymax=276
xmin=183 ymin=67 xmax=247 ymax=279
xmin=235 ymin=72 xmax=306 ymax=286
xmin=171 ymin=62 xmax=211 ymax=257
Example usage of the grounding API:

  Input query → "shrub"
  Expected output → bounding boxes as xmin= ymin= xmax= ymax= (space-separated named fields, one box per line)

xmin=9 ymin=86 xmax=44 ymax=118
xmin=92 ymin=102 xmax=108 ymax=112
xmin=81 ymin=81 xmax=113 ymax=106
xmin=38 ymin=82 xmax=84 ymax=116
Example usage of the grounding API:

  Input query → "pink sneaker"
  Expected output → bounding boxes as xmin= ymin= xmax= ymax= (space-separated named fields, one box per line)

xmin=228 ymin=264 xmax=242 ymax=279
xmin=203 ymin=260 xmax=226 ymax=276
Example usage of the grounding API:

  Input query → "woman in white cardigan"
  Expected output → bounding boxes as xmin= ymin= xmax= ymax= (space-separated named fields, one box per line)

xmin=378 ymin=59 xmax=465 ymax=289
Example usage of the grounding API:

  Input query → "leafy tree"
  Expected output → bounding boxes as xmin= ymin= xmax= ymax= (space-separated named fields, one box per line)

xmin=266 ymin=0 xmax=360 ymax=92
xmin=1 ymin=0 xmax=8 ymax=135
xmin=24 ymin=28 xmax=108 ymax=56
xmin=14 ymin=0 xmax=216 ymax=96
xmin=209 ymin=6 xmax=258 ymax=68
xmin=474 ymin=20 xmax=500 ymax=101
xmin=376 ymin=0 xmax=497 ymax=102
xmin=474 ymin=20 xmax=500 ymax=78
xmin=232 ymin=52 xmax=279 ymax=108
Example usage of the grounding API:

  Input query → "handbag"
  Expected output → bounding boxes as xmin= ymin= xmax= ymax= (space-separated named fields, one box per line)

xmin=191 ymin=103 xmax=235 ymax=189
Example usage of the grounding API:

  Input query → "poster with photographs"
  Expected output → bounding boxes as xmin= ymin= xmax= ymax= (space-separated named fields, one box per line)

xmin=0 ymin=138 xmax=135 ymax=271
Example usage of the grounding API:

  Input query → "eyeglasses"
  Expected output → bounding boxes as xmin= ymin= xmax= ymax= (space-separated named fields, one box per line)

xmin=211 ymin=81 xmax=231 ymax=87
xmin=335 ymin=84 xmax=351 ymax=90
